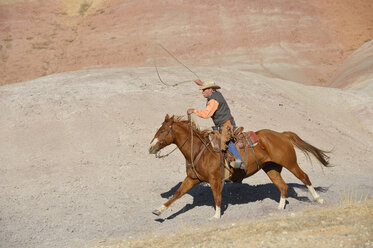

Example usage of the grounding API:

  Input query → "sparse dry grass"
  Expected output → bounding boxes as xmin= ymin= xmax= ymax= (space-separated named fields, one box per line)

xmin=340 ymin=188 xmax=369 ymax=206
xmin=32 ymin=40 xmax=52 ymax=49
xmin=318 ymin=78 xmax=327 ymax=84
xmin=79 ymin=2 xmax=92 ymax=16
xmin=2 ymin=55 xmax=8 ymax=62
xmin=97 ymin=200 xmax=372 ymax=248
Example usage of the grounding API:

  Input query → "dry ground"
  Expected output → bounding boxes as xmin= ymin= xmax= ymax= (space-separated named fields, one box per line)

xmin=100 ymin=200 xmax=373 ymax=248
xmin=0 ymin=66 xmax=372 ymax=248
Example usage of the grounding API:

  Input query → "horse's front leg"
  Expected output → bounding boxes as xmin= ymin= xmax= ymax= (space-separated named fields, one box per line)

xmin=209 ymin=177 xmax=224 ymax=219
xmin=153 ymin=176 xmax=200 ymax=216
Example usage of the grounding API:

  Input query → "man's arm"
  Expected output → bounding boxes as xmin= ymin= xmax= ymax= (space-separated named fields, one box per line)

xmin=194 ymin=79 xmax=203 ymax=86
xmin=191 ymin=99 xmax=219 ymax=119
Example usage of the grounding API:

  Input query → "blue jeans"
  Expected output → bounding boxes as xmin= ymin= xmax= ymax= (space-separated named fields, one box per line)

xmin=227 ymin=120 xmax=241 ymax=161
xmin=228 ymin=140 xmax=242 ymax=161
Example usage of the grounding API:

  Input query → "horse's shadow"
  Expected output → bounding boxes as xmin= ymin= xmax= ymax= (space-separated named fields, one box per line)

xmin=156 ymin=182 xmax=329 ymax=221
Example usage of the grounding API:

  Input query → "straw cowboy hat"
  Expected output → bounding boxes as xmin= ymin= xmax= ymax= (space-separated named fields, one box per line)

xmin=198 ymin=81 xmax=221 ymax=90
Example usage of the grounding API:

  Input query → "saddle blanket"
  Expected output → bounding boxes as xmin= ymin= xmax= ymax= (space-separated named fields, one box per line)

xmin=249 ymin=131 xmax=259 ymax=145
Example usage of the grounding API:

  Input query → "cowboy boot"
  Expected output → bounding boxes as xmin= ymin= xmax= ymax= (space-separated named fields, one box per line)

xmin=230 ymin=158 xmax=243 ymax=169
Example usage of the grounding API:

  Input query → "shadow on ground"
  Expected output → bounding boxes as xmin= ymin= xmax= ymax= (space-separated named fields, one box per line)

xmin=155 ymin=182 xmax=329 ymax=221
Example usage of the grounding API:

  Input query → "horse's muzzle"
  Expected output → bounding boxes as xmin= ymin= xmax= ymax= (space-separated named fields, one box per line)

xmin=149 ymin=145 xmax=159 ymax=155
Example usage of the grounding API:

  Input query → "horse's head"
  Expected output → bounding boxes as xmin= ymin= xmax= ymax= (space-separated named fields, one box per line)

xmin=149 ymin=114 xmax=176 ymax=155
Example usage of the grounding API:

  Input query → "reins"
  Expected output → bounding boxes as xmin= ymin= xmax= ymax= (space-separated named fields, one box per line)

xmin=187 ymin=115 xmax=228 ymax=180
xmin=155 ymin=145 xmax=179 ymax=159
xmin=155 ymin=122 xmax=189 ymax=158
xmin=155 ymin=115 xmax=224 ymax=182
xmin=188 ymin=114 xmax=203 ymax=181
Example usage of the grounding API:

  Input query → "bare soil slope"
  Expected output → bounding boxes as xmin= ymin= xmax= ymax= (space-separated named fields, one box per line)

xmin=0 ymin=67 xmax=372 ymax=247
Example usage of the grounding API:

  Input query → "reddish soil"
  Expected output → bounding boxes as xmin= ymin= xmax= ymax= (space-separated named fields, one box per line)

xmin=1 ymin=0 xmax=373 ymax=86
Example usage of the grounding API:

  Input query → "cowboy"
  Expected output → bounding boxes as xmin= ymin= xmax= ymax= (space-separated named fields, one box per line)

xmin=187 ymin=79 xmax=243 ymax=169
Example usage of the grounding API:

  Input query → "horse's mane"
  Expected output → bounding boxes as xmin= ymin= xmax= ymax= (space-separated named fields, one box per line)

xmin=173 ymin=115 xmax=210 ymax=136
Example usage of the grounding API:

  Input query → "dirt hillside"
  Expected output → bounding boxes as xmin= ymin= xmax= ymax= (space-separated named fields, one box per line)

xmin=1 ymin=0 xmax=373 ymax=86
xmin=0 ymin=66 xmax=372 ymax=247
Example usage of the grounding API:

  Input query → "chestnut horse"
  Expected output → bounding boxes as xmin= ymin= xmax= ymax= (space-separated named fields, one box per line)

xmin=149 ymin=114 xmax=330 ymax=219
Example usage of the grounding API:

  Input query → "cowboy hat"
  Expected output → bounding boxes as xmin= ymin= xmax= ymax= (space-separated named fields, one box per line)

xmin=198 ymin=81 xmax=221 ymax=90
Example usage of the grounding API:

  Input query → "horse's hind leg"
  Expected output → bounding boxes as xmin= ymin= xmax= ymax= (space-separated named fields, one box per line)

xmin=152 ymin=176 xmax=200 ymax=216
xmin=286 ymin=162 xmax=325 ymax=204
xmin=263 ymin=162 xmax=288 ymax=209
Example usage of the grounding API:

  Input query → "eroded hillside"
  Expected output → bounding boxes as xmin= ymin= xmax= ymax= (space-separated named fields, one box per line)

xmin=1 ymin=0 xmax=372 ymax=86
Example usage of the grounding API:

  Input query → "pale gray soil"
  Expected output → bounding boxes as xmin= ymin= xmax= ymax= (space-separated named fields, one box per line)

xmin=0 ymin=67 xmax=372 ymax=248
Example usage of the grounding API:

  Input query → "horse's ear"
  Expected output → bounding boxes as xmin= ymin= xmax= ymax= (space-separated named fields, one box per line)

xmin=165 ymin=114 xmax=170 ymax=121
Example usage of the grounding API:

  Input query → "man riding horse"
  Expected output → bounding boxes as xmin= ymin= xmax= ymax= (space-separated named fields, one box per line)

xmin=187 ymin=79 xmax=243 ymax=169
xmin=150 ymin=81 xmax=330 ymax=218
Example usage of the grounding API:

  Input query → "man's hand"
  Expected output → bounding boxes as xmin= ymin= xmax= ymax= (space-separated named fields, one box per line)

xmin=194 ymin=79 xmax=203 ymax=86
xmin=187 ymin=108 xmax=195 ymax=115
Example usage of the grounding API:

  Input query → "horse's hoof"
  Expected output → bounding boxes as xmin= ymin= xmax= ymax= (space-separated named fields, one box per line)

xmin=210 ymin=213 xmax=221 ymax=220
xmin=316 ymin=198 xmax=326 ymax=204
xmin=152 ymin=209 xmax=161 ymax=216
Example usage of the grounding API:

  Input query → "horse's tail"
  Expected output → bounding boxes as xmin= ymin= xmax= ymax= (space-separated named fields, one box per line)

xmin=283 ymin=131 xmax=330 ymax=167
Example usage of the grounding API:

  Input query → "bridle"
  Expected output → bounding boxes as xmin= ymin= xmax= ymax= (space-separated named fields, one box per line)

xmin=155 ymin=121 xmax=189 ymax=158
xmin=155 ymin=117 xmax=203 ymax=181
xmin=153 ymin=117 xmax=220 ymax=182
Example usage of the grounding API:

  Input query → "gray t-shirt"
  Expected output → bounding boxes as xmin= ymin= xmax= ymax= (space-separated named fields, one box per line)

xmin=207 ymin=91 xmax=233 ymax=126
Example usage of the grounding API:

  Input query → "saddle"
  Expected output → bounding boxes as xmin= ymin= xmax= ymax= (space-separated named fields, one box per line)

xmin=208 ymin=127 xmax=263 ymax=183
xmin=236 ymin=131 xmax=260 ymax=148
xmin=208 ymin=126 xmax=260 ymax=154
